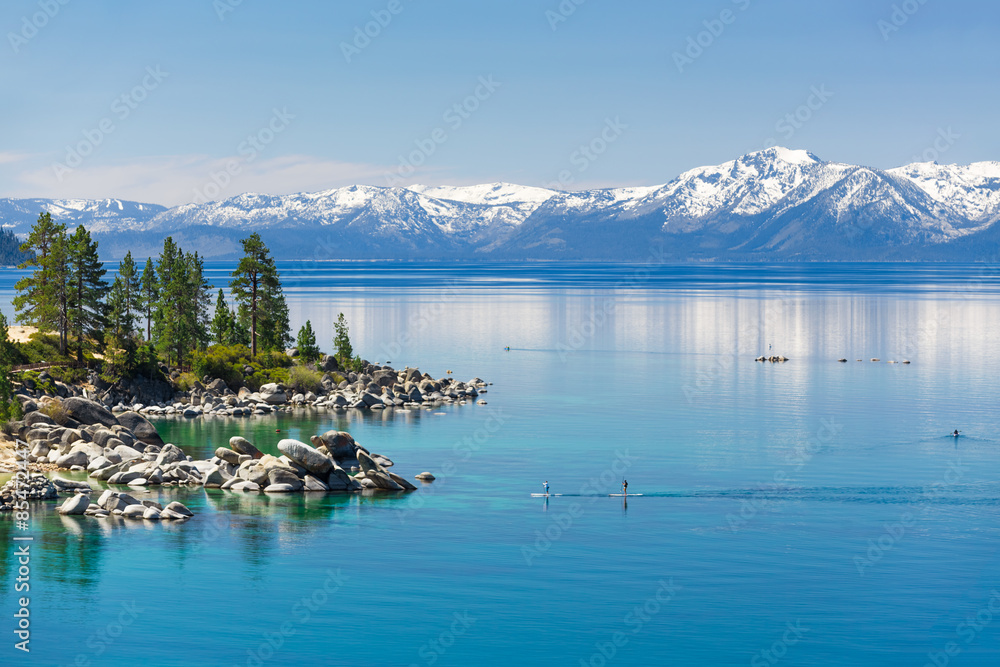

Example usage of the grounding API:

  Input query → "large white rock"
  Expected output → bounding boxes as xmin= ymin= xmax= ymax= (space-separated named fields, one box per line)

xmin=58 ymin=494 xmax=90 ymax=515
xmin=277 ymin=439 xmax=333 ymax=475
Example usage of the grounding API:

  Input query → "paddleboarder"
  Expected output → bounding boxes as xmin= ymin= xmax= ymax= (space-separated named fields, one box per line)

xmin=543 ymin=480 xmax=549 ymax=496
xmin=953 ymin=430 xmax=960 ymax=437
xmin=622 ymin=479 xmax=628 ymax=496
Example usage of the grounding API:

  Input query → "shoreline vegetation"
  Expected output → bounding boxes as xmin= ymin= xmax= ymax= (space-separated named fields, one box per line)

xmin=0 ymin=212 xmax=489 ymax=522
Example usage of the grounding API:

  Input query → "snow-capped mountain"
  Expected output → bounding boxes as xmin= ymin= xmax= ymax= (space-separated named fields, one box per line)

xmin=0 ymin=198 xmax=165 ymax=235
xmin=3 ymin=148 xmax=999 ymax=261
xmin=887 ymin=161 xmax=1000 ymax=225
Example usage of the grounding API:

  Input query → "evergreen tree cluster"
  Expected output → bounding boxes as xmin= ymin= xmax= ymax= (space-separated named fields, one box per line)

xmin=9 ymin=214 xmax=294 ymax=384
xmin=0 ymin=227 xmax=32 ymax=266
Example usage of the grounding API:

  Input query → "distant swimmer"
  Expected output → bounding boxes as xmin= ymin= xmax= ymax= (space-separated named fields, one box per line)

xmin=953 ymin=430 xmax=961 ymax=437
xmin=504 ymin=346 xmax=511 ymax=351
xmin=543 ymin=480 xmax=549 ymax=496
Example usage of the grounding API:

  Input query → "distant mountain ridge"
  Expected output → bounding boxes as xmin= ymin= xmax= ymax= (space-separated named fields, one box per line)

xmin=3 ymin=147 xmax=1000 ymax=261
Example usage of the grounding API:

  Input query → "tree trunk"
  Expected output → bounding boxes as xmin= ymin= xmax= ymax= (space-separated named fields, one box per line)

xmin=76 ymin=278 xmax=84 ymax=363
xmin=251 ymin=276 xmax=258 ymax=358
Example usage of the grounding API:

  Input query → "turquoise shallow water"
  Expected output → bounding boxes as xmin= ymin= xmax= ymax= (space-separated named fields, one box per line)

xmin=3 ymin=263 xmax=1000 ymax=665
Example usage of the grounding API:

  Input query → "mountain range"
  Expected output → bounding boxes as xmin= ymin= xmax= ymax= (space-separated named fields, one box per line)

xmin=3 ymin=147 xmax=999 ymax=261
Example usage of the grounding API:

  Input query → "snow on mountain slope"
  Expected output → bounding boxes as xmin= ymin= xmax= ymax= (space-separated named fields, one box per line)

xmin=653 ymin=147 xmax=826 ymax=220
xmin=0 ymin=197 xmax=165 ymax=234
xmin=145 ymin=184 xmax=533 ymax=244
xmin=889 ymin=161 xmax=1000 ymax=224
xmin=3 ymin=148 xmax=1000 ymax=260
xmin=406 ymin=182 xmax=556 ymax=207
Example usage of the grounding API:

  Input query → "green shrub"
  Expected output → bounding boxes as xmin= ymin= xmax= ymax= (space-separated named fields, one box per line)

xmin=48 ymin=366 xmax=88 ymax=385
xmin=20 ymin=370 xmax=56 ymax=395
xmin=257 ymin=350 xmax=292 ymax=370
xmin=40 ymin=400 xmax=69 ymax=425
xmin=176 ymin=372 xmax=198 ymax=391
xmin=1 ymin=400 xmax=23 ymax=425
xmin=244 ymin=366 xmax=289 ymax=391
xmin=192 ymin=344 xmax=252 ymax=388
xmin=190 ymin=344 xmax=295 ymax=391
xmin=287 ymin=365 xmax=323 ymax=394
xmin=16 ymin=332 xmax=71 ymax=366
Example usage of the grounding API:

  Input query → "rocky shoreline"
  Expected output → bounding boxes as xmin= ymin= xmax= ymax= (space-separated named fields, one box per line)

xmin=14 ymin=363 xmax=488 ymax=419
xmin=2 ymin=375 xmax=448 ymax=518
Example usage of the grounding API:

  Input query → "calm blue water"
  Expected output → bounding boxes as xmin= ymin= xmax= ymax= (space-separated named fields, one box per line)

xmin=3 ymin=262 xmax=1000 ymax=666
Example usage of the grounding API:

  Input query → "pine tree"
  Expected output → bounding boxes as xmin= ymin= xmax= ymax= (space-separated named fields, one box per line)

xmin=333 ymin=312 xmax=354 ymax=364
xmin=153 ymin=237 xmax=187 ymax=366
xmin=230 ymin=233 xmax=290 ymax=356
xmin=139 ymin=256 xmax=157 ymax=341
xmin=186 ymin=251 xmax=212 ymax=352
xmin=0 ymin=311 xmax=23 ymax=423
xmin=67 ymin=225 xmax=107 ymax=363
xmin=210 ymin=288 xmax=234 ymax=345
xmin=230 ymin=309 xmax=251 ymax=347
xmin=49 ymin=230 xmax=72 ymax=356
xmin=104 ymin=252 xmax=143 ymax=379
xmin=152 ymin=238 xmax=212 ymax=367
xmin=296 ymin=320 xmax=320 ymax=363
xmin=258 ymin=287 xmax=291 ymax=353
xmin=116 ymin=251 xmax=141 ymax=334
xmin=13 ymin=212 xmax=67 ymax=343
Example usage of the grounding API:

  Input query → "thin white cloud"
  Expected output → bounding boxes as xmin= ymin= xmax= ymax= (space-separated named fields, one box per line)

xmin=0 ymin=152 xmax=33 ymax=165
xmin=14 ymin=154 xmax=394 ymax=207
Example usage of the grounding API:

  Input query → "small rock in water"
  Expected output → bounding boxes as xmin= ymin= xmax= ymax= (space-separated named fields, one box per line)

xmin=58 ymin=493 xmax=90 ymax=516
xmin=415 ymin=472 xmax=436 ymax=481
xmin=264 ymin=483 xmax=297 ymax=493
xmin=164 ymin=501 xmax=194 ymax=517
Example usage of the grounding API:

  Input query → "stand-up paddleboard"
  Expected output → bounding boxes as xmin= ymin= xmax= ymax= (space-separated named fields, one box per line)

xmin=530 ymin=493 xmax=562 ymax=497
xmin=608 ymin=494 xmax=643 ymax=497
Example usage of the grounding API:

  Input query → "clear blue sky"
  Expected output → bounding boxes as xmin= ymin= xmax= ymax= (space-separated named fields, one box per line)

xmin=1 ymin=0 xmax=997 ymax=206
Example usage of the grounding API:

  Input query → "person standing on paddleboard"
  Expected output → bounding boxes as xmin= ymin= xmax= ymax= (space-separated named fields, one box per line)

xmin=543 ymin=481 xmax=549 ymax=496
xmin=622 ymin=479 xmax=628 ymax=496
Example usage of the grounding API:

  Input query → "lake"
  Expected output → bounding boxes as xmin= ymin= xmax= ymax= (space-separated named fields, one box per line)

xmin=3 ymin=262 xmax=1000 ymax=666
